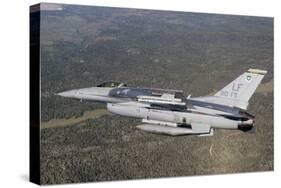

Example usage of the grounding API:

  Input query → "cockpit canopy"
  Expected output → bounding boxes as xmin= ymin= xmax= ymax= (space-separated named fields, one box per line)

xmin=96 ymin=81 xmax=127 ymax=88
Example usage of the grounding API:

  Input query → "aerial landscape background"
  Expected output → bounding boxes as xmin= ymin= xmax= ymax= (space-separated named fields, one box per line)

xmin=39 ymin=3 xmax=273 ymax=184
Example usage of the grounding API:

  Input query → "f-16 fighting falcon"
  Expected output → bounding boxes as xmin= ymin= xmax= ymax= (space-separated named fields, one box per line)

xmin=57 ymin=69 xmax=267 ymax=136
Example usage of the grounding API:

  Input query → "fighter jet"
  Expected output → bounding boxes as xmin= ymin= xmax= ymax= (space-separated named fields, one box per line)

xmin=57 ymin=69 xmax=267 ymax=136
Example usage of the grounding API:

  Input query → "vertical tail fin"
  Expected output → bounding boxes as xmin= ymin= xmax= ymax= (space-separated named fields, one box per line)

xmin=215 ymin=69 xmax=267 ymax=104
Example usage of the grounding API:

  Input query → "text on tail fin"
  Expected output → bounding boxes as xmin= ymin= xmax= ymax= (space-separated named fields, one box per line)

xmin=214 ymin=69 xmax=267 ymax=103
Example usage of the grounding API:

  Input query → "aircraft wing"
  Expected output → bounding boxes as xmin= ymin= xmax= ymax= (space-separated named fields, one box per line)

xmin=137 ymin=123 xmax=212 ymax=136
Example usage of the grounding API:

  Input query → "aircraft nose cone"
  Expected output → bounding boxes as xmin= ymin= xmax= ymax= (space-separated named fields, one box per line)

xmin=57 ymin=90 xmax=76 ymax=98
